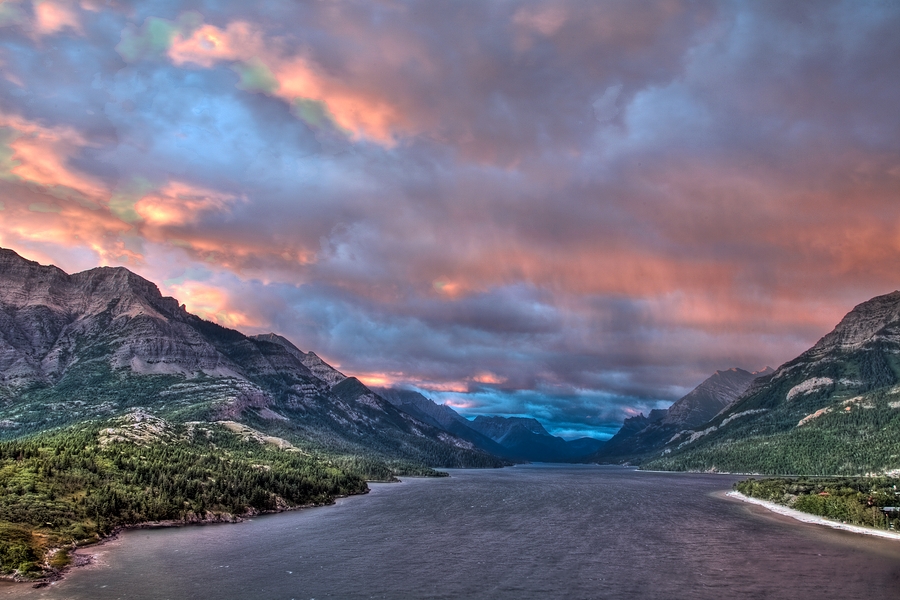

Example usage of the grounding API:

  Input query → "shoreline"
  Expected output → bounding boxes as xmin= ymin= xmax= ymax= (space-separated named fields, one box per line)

xmin=726 ymin=490 xmax=900 ymax=541
xmin=1 ymin=490 xmax=371 ymax=588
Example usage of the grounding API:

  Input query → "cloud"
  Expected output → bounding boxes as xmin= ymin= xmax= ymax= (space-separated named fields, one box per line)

xmin=0 ymin=112 xmax=107 ymax=203
xmin=134 ymin=181 xmax=240 ymax=226
xmin=33 ymin=1 xmax=83 ymax=36
xmin=1 ymin=1 xmax=900 ymax=438
xmin=165 ymin=279 xmax=257 ymax=330
xmin=165 ymin=17 xmax=405 ymax=144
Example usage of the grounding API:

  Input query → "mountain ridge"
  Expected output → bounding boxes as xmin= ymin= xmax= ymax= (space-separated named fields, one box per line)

xmin=0 ymin=247 xmax=505 ymax=470
xmin=643 ymin=291 xmax=900 ymax=475
xmin=376 ymin=388 xmax=605 ymax=462
xmin=593 ymin=367 xmax=771 ymax=463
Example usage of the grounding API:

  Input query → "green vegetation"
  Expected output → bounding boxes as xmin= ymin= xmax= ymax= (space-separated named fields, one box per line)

xmin=0 ymin=358 xmax=215 ymax=437
xmin=643 ymin=387 xmax=900 ymax=475
xmin=0 ymin=359 xmax=507 ymax=471
xmin=0 ymin=418 xmax=371 ymax=579
xmin=236 ymin=408 xmax=506 ymax=471
xmin=734 ymin=477 xmax=900 ymax=530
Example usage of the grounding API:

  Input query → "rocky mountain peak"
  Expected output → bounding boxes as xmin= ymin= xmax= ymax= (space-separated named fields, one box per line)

xmin=300 ymin=351 xmax=347 ymax=387
xmin=0 ymin=249 xmax=179 ymax=321
xmin=251 ymin=333 xmax=307 ymax=360
xmin=249 ymin=333 xmax=347 ymax=386
xmin=811 ymin=291 xmax=900 ymax=353
xmin=661 ymin=367 xmax=762 ymax=428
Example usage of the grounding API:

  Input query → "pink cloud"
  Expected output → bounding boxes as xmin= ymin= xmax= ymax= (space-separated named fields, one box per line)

xmin=168 ymin=21 xmax=258 ymax=68
xmin=0 ymin=113 xmax=107 ymax=202
xmin=134 ymin=181 xmax=239 ymax=226
xmin=167 ymin=19 xmax=405 ymax=144
xmin=164 ymin=280 xmax=258 ymax=330
xmin=33 ymin=0 xmax=82 ymax=36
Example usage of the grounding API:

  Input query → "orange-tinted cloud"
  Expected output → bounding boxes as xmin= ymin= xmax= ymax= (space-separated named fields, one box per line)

xmin=472 ymin=371 xmax=507 ymax=385
xmin=134 ymin=181 xmax=239 ymax=226
xmin=168 ymin=21 xmax=257 ymax=68
xmin=0 ymin=113 xmax=107 ymax=203
xmin=33 ymin=1 xmax=82 ymax=36
xmin=164 ymin=280 xmax=257 ymax=330
xmin=168 ymin=20 xmax=404 ymax=144
xmin=0 ymin=185 xmax=135 ymax=266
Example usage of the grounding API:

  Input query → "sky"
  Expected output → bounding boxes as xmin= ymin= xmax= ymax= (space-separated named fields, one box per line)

xmin=1 ymin=1 xmax=899 ymax=439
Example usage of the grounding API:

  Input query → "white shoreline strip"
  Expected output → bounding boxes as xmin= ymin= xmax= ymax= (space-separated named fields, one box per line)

xmin=726 ymin=491 xmax=900 ymax=541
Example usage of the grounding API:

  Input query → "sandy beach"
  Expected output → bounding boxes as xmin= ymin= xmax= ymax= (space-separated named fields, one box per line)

xmin=727 ymin=491 xmax=900 ymax=541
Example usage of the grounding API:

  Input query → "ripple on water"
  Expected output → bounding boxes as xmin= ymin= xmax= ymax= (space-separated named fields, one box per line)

xmin=3 ymin=465 xmax=900 ymax=600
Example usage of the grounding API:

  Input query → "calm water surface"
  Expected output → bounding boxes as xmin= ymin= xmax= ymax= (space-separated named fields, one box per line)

xmin=3 ymin=465 xmax=899 ymax=599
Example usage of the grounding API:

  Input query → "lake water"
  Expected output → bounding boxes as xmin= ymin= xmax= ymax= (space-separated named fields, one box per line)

xmin=3 ymin=464 xmax=899 ymax=599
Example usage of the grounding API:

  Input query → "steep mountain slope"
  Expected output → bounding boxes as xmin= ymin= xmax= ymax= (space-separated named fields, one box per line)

xmin=594 ymin=368 xmax=771 ymax=463
xmin=662 ymin=367 xmax=772 ymax=428
xmin=250 ymin=333 xmax=348 ymax=387
xmin=0 ymin=248 xmax=504 ymax=469
xmin=644 ymin=291 xmax=900 ymax=475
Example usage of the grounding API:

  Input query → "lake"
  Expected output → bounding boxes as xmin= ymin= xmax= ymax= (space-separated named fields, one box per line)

xmin=2 ymin=464 xmax=899 ymax=599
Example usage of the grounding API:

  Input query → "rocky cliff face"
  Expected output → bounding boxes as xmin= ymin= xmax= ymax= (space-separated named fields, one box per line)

xmin=0 ymin=248 xmax=245 ymax=386
xmin=249 ymin=333 xmax=347 ymax=386
xmin=377 ymin=388 xmax=468 ymax=430
xmin=0 ymin=248 xmax=504 ymax=468
xmin=810 ymin=291 xmax=900 ymax=353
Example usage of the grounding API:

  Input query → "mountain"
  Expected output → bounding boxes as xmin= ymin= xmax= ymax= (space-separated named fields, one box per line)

xmin=643 ymin=291 xmax=900 ymax=475
xmin=250 ymin=333 xmax=349 ymax=387
xmin=593 ymin=409 xmax=668 ymax=460
xmin=663 ymin=367 xmax=773 ymax=428
xmin=594 ymin=369 xmax=772 ymax=463
xmin=0 ymin=248 xmax=504 ymax=470
xmin=467 ymin=415 xmax=605 ymax=462
xmin=376 ymin=389 xmax=604 ymax=462
xmin=375 ymin=388 xmax=516 ymax=459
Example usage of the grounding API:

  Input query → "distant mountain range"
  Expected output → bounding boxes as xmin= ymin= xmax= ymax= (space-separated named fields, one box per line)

xmin=376 ymin=388 xmax=605 ymax=462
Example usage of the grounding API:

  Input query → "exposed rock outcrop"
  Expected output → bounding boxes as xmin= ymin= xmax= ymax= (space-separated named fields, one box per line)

xmin=0 ymin=247 xmax=504 ymax=468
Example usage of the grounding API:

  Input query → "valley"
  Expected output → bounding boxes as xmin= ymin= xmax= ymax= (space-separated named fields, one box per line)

xmin=3 ymin=246 xmax=900 ymax=582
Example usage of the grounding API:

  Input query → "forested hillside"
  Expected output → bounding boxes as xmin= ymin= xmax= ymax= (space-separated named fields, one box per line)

xmin=642 ymin=292 xmax=900 ymax=475
xmin=0 ymin=414 xmax=377 ymax=579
